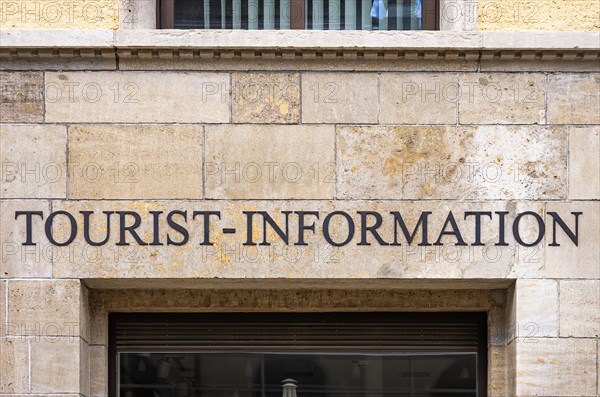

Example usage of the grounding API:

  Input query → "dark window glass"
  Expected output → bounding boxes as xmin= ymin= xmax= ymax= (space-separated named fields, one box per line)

xmin=119 ymin=352 xmax=477 ymax=396
xmin=164 ymin=0 xmax=438 ymax=29
xmin=110 ymin=312 xmax=486 ymax=396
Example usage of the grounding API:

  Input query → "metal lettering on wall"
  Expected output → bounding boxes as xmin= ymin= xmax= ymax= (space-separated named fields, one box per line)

xmin=15 ymin=209 xmax=582 ymax=247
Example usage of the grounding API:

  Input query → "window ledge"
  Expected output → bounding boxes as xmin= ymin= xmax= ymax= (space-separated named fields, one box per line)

xmin=1 ymin=30 xmax=598 ymax=62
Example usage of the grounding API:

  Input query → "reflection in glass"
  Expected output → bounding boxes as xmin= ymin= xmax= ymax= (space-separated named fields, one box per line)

xmin=118 ymin=352 xmax=477 ymax=396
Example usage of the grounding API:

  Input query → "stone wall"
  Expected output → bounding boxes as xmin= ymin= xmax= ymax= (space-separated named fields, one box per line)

xmin=1 ymin=32 xmax=599 ymax=396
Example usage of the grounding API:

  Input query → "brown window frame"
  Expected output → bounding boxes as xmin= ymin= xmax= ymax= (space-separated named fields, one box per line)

xmin=109 ymin=311 xmax=487 ymax=396
xmin=158 ymin=0 xmax=439 ymax=30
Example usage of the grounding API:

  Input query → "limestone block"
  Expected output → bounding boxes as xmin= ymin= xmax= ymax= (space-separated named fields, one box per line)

xmin=514 ymin=279 xmax=558 ymax=337
xmin=489 ymin=345 xmax=507 ymax=397
xmin=45 ymin=71 xmax=230 ymax=123
xmin=545 ymin=201 xmax=600 ymax=279
xmin=205 ymin=124 xmax=334 ymax=199
xmin=569 ymin=126 xmax=600 ymax=199
xmin=0 ymin=337 xmax=29 ymax=393
xmin=89 ymin=345 xmax=107 ymax=396
xmin=1 ymin=200 xmax=52 ymax=278
xmin=232 ymin=72 xmax=300 ymax=123
xmin=68 ymin=124 xmax=202 ymax=199
xmin=30 ymin=338 xmax=85 ymax=394
xmin=515 ymin=338 xmax=597 ymax=396
xmin=380 ymin=73 xmax=459 ymax=124
xmin=6 ymin=279 xmax=84 ymax=338
xmin=547 ymin=74 xmax=600 ymax=124
xmin=559 ymin=280 xmax=600 ymax=338
xmin=301 ymin=73 xmax=378 ymax=123
xmin=336 ymin=125 xmax=567 ymax=200
xmin=458 ymin=73 xmax=546 ymax=124
xmin=0 ymin=71 xmax=43 ymax=122
xmin=0 ymin=124 xmax=67 ymax=199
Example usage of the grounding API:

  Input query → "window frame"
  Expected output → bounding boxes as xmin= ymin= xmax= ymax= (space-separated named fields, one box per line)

xmin=158 ymin=0 xmax=439 ymax=30
xmin=109 ymin=311 xmax=487 ymax=395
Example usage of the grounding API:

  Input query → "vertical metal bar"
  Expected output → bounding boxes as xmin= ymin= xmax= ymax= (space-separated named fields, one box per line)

xmin=355 ymin=0 xmax=361 ymax=29
xmin=339 ymin=0 xmax=345 ymax=29
xmin=323 ymin=0 xmax=329 ymax=29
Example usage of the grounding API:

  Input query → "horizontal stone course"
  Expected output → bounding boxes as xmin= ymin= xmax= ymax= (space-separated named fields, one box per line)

xmin=31 ymin=200 xmax=592 ymax=279
xmin=5 ymin=30 xmax=599 ymax=51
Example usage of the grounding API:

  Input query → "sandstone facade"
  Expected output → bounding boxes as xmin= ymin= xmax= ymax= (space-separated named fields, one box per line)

xmin=0 ymin=12 xmax=598 ymax=397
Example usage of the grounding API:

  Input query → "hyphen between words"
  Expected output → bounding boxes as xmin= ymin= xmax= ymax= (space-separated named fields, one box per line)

xmin=15 ymin=210 xmax=582 ymax=248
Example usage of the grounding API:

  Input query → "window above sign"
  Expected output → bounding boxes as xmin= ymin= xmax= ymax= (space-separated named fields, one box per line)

xmin=159 ymin=0 xmax=439 ymax=29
